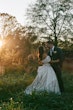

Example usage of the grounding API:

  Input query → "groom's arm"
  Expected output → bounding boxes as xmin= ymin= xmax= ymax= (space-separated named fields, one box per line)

xmin=50 ymin=48 xmax=64 ymax=65
xmin=57 ymin=48 xmax=64 ymax=63
xmin=51 ymin=48 xmax=64 ymax=67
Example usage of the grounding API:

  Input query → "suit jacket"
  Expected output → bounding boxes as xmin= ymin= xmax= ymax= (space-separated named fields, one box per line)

xmin=48 ymin=47 xmax=64 ymax=68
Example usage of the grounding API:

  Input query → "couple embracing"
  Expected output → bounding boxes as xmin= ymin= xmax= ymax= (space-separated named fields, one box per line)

xmin=24 ymin=40 xmax=64 ymax=94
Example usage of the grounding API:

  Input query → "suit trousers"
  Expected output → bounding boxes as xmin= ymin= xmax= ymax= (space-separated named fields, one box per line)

xmin=52 ymin=65 xmax=64 ymax=93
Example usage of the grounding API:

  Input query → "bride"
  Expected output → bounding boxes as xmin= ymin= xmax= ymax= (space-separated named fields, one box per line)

xmin=24 ymin=49 xmax=61 ymax=94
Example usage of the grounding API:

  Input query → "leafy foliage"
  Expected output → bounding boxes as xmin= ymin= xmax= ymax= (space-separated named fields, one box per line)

xmin=0 ymin=13 xmax=38 ymax=67
xmin=26 ymin=0 xmax=73 ymax=46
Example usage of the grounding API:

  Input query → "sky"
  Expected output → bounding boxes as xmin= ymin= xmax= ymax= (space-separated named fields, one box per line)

xmin=0 ymin=0 xmax=36 ymax=26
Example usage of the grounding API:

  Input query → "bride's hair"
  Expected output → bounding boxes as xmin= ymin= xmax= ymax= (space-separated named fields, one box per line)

xmin=38 ymin=44 xmax=44 ymax=60
xmin=39 ymin=47 xmax=48 ymax=60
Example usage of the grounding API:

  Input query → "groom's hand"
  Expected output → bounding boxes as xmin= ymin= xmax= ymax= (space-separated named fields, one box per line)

xmin=50 ymin=59 xmax=60 ymax=64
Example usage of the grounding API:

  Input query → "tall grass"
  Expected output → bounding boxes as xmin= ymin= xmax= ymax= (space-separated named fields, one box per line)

xmin=0 ymin=69 xmax=73 ymax=110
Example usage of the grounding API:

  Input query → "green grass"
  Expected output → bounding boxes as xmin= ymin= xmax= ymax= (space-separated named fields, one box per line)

xmin=0 ymin=70 xmax=73 ymax=110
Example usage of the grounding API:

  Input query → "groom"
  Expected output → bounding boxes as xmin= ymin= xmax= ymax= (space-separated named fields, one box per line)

xmin=46 ymin=40 xmax=64 ymax=93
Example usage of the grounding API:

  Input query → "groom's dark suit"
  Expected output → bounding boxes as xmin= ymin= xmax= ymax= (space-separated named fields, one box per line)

xmin=48 ymin=46 xmax=64 ymax=93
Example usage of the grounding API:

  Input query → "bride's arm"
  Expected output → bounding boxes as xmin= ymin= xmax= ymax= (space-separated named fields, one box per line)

xmin=38 ymin=53 xmax=47 ymax=65
xmin=50 ymin=59 xmax=60 ymax=63
xmin=38 ymin=60 xmax=43 ymax=65
xmin=38 ymin=53 xmax=51 ymax=65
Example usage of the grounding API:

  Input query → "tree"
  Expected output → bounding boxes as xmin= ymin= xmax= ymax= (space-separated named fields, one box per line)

xmin=0 ymin=13 xmax=21 ymax=38
xmin=0 ymin=13 xmax=25 ymax=64
xmin=26 ymin=0 xmax=73 ymax=46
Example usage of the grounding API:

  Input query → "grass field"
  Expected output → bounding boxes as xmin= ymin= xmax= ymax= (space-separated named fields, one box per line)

xmin=0 ymin=69 xmax=73 ymax=110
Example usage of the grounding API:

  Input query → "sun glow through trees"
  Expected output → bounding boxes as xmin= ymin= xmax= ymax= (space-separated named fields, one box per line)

xmin=0 ymin=40 xmax=4 ymax=48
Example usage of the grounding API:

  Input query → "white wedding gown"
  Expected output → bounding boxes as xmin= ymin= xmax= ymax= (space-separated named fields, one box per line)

xmin=24 ymin=56 xmax=60 ymax=94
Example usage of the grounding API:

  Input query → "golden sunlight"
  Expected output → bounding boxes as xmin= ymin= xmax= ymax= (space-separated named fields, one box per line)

xmin=0 ymin=40 xmax=3 ymax=48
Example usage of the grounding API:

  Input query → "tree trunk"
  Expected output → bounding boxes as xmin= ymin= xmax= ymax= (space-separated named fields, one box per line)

xmin=55 ymin=36 xmax=58 ymax=47
xmin=54 ymin=20 xmax=58 ymax=47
